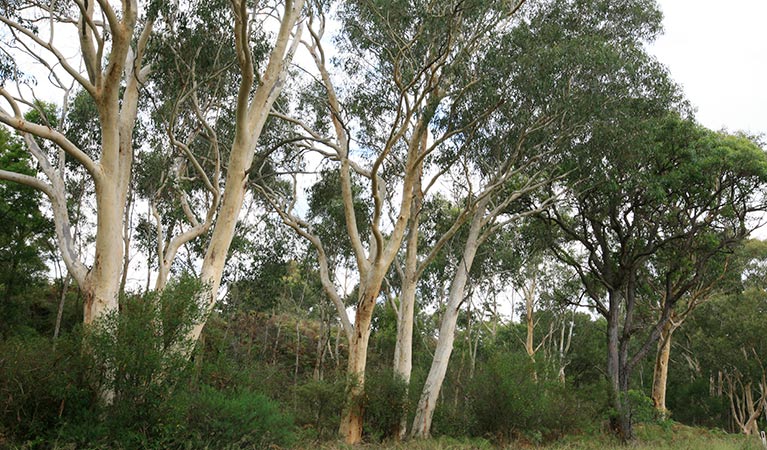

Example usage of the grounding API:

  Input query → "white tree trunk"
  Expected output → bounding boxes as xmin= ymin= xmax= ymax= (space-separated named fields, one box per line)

xmin=410 ymin=202 xmax=485 ymax=438
xmin=187 ymin=0 xmax=305 ymax=344
xmin=392 ymin=166 xmax=423 ymax=439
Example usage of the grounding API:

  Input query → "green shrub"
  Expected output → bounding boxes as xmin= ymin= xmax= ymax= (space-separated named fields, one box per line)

xmin=175 ymin=385 xmax=296 ymax=448
xmin=363 ymin=370 xmax=410 ymax=441
xmin=625 ymin=389 xmax=670 ymax=428
xmin=0 ymin=333 xmax=89 ymax=443
xmin=292 ymin=378 xmax=346 ymax=439
xmin=468 ymin=353 xmax=589 ymax=443
xmin=57 ymin=276 xmax=201 ymax=447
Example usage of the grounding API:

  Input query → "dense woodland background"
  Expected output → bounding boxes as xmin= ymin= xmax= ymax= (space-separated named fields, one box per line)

xmin=1 ymin=0 xmax=767 ymax=448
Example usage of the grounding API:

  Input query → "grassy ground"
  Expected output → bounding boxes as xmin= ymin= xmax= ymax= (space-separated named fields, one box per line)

xmin=308 ymin=424 xmax=765 ymax=450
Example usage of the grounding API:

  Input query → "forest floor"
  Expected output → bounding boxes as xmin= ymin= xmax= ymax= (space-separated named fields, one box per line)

xmin=310 ymin=424 xmax=765 ymax=450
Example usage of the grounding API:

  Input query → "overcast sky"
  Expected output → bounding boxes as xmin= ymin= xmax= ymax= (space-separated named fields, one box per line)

xmin=649 ymin=0 xmax=767 ymax=137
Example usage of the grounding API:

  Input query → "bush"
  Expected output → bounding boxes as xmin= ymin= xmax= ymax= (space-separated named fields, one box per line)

xmin=363 ymin=370 xmax=410 ymax=441
xmin=0 ymin=333 xmax=89 ymax=443
xmin=173 ymin=385 xmax=296 ymax=449
xmin=0 ymin=275 xmax=206 ymax=448
xmin=468 ymin=353 xmax=589 ymax=444
xmin=55 ymin=276 xmax=204 ymax=447
xmin=292 ymin=378 xmax=346 ymax=440
xmin=625 ymin=389 xmax=669 ymax=427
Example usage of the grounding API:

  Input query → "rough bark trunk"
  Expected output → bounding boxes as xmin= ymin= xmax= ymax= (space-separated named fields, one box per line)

xmin=410 ymin=203 xmax=484 ymax=439
xmin=606 ymin=290 xmax=633 ymax=441
xmin=339 ymin=280 xmax=381 ymax=443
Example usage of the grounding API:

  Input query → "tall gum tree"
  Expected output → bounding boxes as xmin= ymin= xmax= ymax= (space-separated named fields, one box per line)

xmin=119 ymin=0 xmax=306 ymax=343
xmin=168 ymin=0 xmax=307 ymax=345
xmin=0 ymin=0 xmax=153 ymax=325
xmin=645 ymin=130 xmax=767 ymax=417
xmin=409 ymin=0 xmax=672 ymax=436
xmin=547 ymin=116 xmax=767 ymax=440
xmin=479 ymin=0 xmax=683 ymax=439
xmin=260 ymin=0 xmax=529 ymax=442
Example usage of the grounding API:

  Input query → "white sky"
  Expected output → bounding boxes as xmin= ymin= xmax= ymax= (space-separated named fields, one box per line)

xmin=649 ymin=0 xmax=767 ymax=136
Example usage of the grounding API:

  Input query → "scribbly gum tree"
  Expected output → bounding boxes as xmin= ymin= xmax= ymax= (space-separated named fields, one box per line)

xmin=261 ymin=0 xmax=528 ymax=442
xmin=0 ymin=0 xmax=153 ymax=325
xmin=131 ymin=0 xmax=305 ymax=343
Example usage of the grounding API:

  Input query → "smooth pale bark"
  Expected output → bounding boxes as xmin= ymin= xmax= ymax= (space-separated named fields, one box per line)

xmin=393 ymin=240 xmax=418 ymax=439
xmin=524 ymin=276 xmax=537 ymax=359
xmin=0 ymin=2 xmax=149 ymax=326
xmin=726 ymin=374 xmax=766 ymax=435
xmin=557 ymin=316 xmax=574 ymax=383
xmin=410 ymin=199 xmax=486 ymax=439
xmin=392 ymin=155 xmax=424 ymax=440
xmin=311 ymin=45 xmax=422 ymax=442
xmin=651 ymin=319 xmax=675 ymax=416
xmin=186 ymin=0 xmax=305 ymax=345
xmin=522 ymin=275 xmax=540 ymax=381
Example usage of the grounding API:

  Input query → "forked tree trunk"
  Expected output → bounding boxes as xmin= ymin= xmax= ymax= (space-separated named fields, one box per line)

xmin=187 ymin=1 xmax=305 ymax=345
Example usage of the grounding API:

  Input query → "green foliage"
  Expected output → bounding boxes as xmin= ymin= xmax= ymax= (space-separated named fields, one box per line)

xmin=468 ymin=353 xmax=591 ymax=443
xmin=307 ymin=169 xmax=372 ymax=264
xmin=54 ymin=276 xmax=204 ymax=447
xmin=293 ymin=378 xmax=346 ymax=440
xmin=174 ymin=385 xmax=296 ymax=449
xmin=363 ymin=370 xmax=410 ymax=441
xmin=666 ymin=377 xmax=728 ymax=429
xmin=0 ymin=333 xmax=89 ymax=443
xmin=625 ymin=390 xmax=665 ymax=425
xmin=0 ymin=128 xmax=54 ymax=338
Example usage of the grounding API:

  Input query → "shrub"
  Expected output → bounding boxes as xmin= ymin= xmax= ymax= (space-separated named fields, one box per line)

xmin=625 ymin=389 xmax=670 ymax=427
xmin=176 ymin=385 xmax=296 ymax=448
xmin=363 ymin=370 xmax=410 ymax=441
xmin=292 ymin=378 xmax=346 ymax=439
xmin=0 ymin=333 xmax=89 ymax=443
xmin=51 ymin=276 xmax=204 ymax=448
xmin=468 ymin=353 xmax=589 ymax=444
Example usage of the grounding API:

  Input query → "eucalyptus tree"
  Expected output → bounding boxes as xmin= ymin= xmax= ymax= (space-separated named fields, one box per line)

xmin=0 ymin=0 xmax=154 ymax=325
xmin=682 ymin=243 xmax=767 ymax=434
xmin=121 ymin=0 xmax=305 ymax=337
xmin=259 ymin=0 xmax=531 ymax=442
xmin=408 ymin=0 xmax=683 ymax=437
xmin=645 ymin=162 xmax=759 ymax=417
xmin=546 ymin=117 xmax=767 ymax=439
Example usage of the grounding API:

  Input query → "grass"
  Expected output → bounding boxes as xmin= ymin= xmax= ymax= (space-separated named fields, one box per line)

xmin=305 ymin=424 xmax=765 ymax=450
